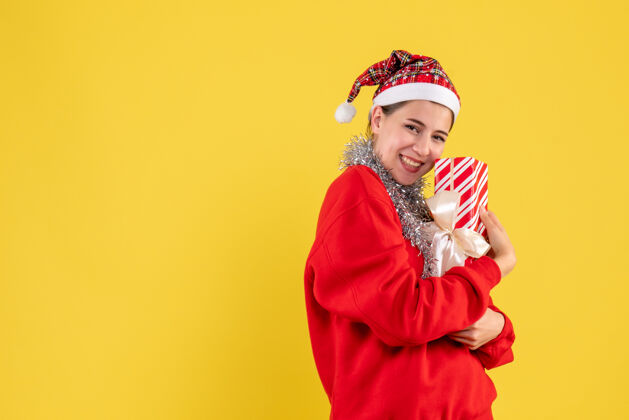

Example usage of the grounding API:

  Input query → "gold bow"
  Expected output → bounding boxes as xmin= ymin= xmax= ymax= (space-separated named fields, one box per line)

xmin=424 ymin=190 xmax=491 ymax=276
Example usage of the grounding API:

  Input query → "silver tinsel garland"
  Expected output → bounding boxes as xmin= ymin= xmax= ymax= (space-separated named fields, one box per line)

xmin=339 ymin=134 xmax=437 ymax=279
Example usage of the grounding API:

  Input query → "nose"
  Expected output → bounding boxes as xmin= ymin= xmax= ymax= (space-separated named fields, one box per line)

xmin=412 ymin=133 xmax=431 ymax=158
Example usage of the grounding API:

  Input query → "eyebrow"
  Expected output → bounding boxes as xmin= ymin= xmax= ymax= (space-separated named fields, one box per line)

xmin=406 ymin=118 xmax=449 ymax=137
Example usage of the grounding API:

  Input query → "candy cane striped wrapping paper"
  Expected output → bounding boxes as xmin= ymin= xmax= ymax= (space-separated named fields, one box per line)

xmin=433 ymin=157 xmax=488 ymax=235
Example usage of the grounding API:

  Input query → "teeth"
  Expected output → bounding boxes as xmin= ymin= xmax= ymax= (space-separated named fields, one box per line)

xmin=401 ymin=155 xmax=421 ymax=167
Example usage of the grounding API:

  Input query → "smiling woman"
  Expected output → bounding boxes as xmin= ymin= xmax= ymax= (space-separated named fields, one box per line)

xmin=370 ymin=100 xmax=452 ymax=185
xmin=304 ymin=50 xmax=517 ymax=419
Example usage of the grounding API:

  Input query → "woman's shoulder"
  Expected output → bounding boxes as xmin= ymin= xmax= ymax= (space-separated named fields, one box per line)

xmin=327 ymin=164 xmax=388 ymax=202
xmin=315 ymin=165 xmax=393 ymax=233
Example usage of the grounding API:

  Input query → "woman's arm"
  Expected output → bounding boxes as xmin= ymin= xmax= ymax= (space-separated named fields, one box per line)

xmin=308 ymin=195 xmax=502 ymax=347
xmin=470 ymin=298 xmax=516 ymax=369
xmin=446 ymin=295 xmax=515 ymax=368
xmin=445 ymin=306 xmax=505 ymax=350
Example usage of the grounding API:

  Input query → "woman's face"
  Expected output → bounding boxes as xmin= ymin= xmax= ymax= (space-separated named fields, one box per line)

xmin=371 ymin=100 xmax=453 ymax=185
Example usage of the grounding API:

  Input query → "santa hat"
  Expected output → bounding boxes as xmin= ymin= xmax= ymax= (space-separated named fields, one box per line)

xmin=334 ymin=50 xmax=461 ymax=125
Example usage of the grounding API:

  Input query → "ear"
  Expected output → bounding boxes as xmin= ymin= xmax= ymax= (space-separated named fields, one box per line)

xmin=371 ymin=105 xmax=384 ymax=135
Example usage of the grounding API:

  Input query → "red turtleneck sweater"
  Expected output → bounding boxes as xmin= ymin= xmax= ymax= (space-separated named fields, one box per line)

xmin=304 ymin=165 xmax=515 ymax=420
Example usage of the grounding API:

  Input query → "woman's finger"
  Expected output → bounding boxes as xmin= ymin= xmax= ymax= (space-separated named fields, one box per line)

xmin=447 ymin=335 xmax=474 ymax=346
xmin=487 ymin=210 xmax=506 ymax=232
xmin=481 ymin=208 xmax=502 ymax=235
xmin=449 ymin=333 xmax=488 ymax=349
xmin=480 ymin=208 xmax=493 ymax=227
xmin=447 ymin=333 xmax=471 ymax=341
xmin=447 ymin=328 xmax=472 ymax=337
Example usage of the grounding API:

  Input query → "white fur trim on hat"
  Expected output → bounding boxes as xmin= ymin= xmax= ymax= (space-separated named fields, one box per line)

xmin=368 ymin=82 xmax=460 ymax=123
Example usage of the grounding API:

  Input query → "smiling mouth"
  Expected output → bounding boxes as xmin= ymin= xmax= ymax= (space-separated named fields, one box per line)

xmin=399 ymin=154 xmax=422 ymax=171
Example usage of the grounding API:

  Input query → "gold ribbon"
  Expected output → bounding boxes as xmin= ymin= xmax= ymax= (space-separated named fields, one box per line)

xmin=424 ymin=190 xmax=490 ymax=276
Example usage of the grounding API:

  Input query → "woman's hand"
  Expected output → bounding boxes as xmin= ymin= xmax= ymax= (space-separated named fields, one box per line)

xmin=446 ymin=308 xmax=505 ymax=350
xmin=480 ymin=208 xmax=516 ymax=277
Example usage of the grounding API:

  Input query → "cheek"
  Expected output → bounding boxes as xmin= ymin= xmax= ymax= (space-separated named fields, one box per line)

xmin=374 ymin=141 xmax=395 ymax=164
xmin=382 ymin=142 xmax=399 ymax=160
xmin=430 ymin=144 xmax=445 ymax=160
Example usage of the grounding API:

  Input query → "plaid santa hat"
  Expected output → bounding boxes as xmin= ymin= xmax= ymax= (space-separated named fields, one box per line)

xmin=335 ymin=50 xmax=461 ymax=125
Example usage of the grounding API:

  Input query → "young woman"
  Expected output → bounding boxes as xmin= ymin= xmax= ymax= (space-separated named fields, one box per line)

xmin=304 ymin=50 xmax=517 ymax=419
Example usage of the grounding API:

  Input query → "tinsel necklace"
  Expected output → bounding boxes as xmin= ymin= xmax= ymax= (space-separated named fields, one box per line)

xmin=339 ymin=134 xmax=436 ymax=279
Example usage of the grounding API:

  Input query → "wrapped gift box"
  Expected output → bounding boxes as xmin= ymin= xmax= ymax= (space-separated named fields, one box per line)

xmin=434 ymin=157 xmax=488 ymax=235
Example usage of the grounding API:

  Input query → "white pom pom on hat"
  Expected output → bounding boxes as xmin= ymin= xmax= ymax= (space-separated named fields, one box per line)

xmin=334 ymin=50 xmax=461 ymax=125
xmin=334 ymin=100 xmax=357 ymax=123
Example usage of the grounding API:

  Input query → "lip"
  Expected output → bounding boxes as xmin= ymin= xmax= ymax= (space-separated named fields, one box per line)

xmin=399 ymin=154 xmax=422 ymax=173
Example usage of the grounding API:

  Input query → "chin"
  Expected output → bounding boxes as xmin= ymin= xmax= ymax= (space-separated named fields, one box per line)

xmin=393 ymin=170 xmax=423 ymax=185
xmin=401 ymin=179 xmax=419 ymax=186
xmin=394 ymin=175 xmax=420 ymax=186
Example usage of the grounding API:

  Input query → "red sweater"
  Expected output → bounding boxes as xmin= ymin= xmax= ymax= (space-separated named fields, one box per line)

xmin=304 ymin=165 xmax=515 ymax=420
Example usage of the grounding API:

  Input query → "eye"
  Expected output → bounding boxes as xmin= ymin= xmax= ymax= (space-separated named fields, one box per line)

xmin=434 ymin=135 xmax=446 ymax=143
xmin=405 ymin=124 xmax=419 ymax=133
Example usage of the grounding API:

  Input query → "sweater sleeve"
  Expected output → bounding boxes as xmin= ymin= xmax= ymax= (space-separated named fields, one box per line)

xmin=308 ymin=195 xmax=502 ymax=347
xmin=471 ymin=296 xmax=516 ymax=369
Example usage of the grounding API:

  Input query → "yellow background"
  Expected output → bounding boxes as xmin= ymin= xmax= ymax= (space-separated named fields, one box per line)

xmin=0 ymin=1 xmax=627 ymax=419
